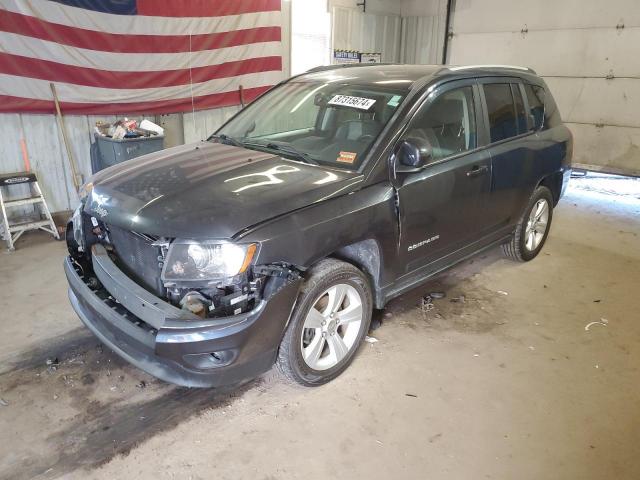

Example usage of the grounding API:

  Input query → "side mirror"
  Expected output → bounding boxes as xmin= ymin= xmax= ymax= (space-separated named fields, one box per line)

xmin=395 ymin=137 xmax=432 ymax=173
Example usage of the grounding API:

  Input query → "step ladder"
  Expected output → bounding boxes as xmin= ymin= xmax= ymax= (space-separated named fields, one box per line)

xmin=0 ymin=171 xmax=60 ymax=251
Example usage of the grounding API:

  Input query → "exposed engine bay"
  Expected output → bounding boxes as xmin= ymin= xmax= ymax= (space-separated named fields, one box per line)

xmin=67 ymin=207 xmax=300 ymax=320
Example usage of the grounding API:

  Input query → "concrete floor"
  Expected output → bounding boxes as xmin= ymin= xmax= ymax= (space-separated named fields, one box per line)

xmin=1 ymin=176 xmax=639 ymax=480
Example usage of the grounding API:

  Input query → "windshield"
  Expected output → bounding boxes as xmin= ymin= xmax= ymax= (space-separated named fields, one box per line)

xmin=213 ymin=80 xmax=407 ymax=169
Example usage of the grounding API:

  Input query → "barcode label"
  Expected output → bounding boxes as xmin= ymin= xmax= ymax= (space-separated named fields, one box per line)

xmin=328 ymin=95 xmax=376 ymax=110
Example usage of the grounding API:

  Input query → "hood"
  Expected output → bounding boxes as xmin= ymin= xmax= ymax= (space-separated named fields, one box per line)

xmin=85 ymin=141 xmax=362 ymax=238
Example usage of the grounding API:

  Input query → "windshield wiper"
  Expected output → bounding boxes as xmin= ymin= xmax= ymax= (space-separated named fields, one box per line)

xmin=243 ymin=140 xmax=319 ymax=165
xmin=209 ymin=133 xmax=243 ymax=147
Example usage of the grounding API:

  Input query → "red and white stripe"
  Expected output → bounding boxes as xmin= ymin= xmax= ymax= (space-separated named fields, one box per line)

xmin=0 ymin=0 xmax=285 ymax=114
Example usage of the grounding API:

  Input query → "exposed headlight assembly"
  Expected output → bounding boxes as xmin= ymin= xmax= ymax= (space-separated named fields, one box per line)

xmin=161 ymin=240 xmax=257 ymax=284
xmin=71 ymin=204 xmax=85 ymax=252
xmin=78 ymin=181 xmax=93 ymax=201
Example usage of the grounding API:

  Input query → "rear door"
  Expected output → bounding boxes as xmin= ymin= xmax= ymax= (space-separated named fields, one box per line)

xmin=394 ymin=80 xmax=492 ymax=275
xmin=478 ymin=78 xmax=538 ymax=232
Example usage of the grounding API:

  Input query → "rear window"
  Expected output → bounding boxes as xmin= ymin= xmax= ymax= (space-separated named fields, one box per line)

xmin=483 ymin=83 xmax=517 ymax=143
xmin=524 ymin=83 xmax=545 ymax=130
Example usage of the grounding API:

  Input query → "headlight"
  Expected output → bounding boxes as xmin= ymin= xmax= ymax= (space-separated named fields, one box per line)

xmin=161 ymin=240 xmax=257 ymax=283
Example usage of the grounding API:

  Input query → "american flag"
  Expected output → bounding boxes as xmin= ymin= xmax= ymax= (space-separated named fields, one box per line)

xmin=0 ymin=0 xmax=284 ymax=114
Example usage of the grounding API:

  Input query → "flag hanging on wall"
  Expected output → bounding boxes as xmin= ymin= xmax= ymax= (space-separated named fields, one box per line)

xmin=0 ymin=0 xmax=284 ymax=114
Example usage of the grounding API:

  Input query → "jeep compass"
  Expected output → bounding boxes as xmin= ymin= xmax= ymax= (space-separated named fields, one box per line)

xmin=65 ymin=64 xmax=572 ymax=387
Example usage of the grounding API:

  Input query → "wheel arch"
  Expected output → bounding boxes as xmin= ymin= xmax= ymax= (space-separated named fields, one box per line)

xmin=537 ymin=170 xmax=564 ymax=206
xmin=325 ymin=239 xmax=384 ymax=308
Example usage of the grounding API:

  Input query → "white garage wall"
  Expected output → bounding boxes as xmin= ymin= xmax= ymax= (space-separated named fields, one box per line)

xmin=291 ymin=0 xmax=331 ymax=75
xmin=448 ymin=0 xmax=640 ymax=176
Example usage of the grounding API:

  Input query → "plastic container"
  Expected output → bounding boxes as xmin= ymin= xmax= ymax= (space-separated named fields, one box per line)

xmin=94 ymin=133 xmax=165 ymax=170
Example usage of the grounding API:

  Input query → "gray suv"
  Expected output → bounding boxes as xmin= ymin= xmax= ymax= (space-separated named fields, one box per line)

xmin=65 ymin=64 xmax=572 ymax=388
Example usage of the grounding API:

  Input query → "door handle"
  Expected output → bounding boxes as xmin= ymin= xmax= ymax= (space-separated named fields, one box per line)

xmin=466 ymin=165 xmax=489 ymax=177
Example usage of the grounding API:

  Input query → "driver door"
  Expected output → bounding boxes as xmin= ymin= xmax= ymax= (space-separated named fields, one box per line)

xmin=394 ymin=80 xmax=492 ymax=276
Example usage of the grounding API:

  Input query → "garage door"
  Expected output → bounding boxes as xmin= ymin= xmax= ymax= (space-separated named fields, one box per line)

xmin=447 ymin=0 xmax=640 ymax=177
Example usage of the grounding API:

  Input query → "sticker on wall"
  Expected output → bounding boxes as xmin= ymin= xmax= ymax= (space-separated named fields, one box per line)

xmin=333 ymin=49 xmax=360 ymax=64
xmin=337 ymin=151 xmax=357 ymax=164
xmin=360 ymin=52 xmax=382 ymax=63
xmin=328 ymin=95 xmax=376 ymax=110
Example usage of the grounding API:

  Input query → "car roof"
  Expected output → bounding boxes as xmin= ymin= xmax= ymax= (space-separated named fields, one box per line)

xmin=299 ymin=64 xmax=538 ymax=91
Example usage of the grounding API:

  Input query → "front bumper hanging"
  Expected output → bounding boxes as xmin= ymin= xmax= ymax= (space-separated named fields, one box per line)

xmin=64 ymin=244 xmax=302 ymax=387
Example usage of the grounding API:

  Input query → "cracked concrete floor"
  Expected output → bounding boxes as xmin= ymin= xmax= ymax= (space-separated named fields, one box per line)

xmin=1 ymin=177 xmax=639 ymax=480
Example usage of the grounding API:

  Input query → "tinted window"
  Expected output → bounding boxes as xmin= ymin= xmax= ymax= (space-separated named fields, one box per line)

xmin=484 ymin=83 xmax=517 ymax=142
xmin=524 ymin=83 xmax=545 ymax=130
xmin=512 ymin=84 xmax=527 ymax=133
xmin=405 ymin=86 xmax=477 ymax=163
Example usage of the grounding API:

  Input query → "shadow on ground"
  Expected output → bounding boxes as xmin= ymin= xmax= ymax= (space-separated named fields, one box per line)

xmin=0 ymin=329 xmax=257 ymax=480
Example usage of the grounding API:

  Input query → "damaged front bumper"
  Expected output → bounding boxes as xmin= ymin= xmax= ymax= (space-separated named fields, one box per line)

xmin=64 ymin=244 xmax=302 ymax=388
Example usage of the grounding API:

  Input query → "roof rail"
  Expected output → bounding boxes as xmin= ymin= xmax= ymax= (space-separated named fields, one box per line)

xmin=447 ymin=64 xmax=537 ymax=74
xmin=305 ymin=63 xmax=394 ymax=74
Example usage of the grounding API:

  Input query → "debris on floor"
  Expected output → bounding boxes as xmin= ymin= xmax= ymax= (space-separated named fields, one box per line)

xmin=364 ymin=336 xmax=378 ymax=344
xmin=45 ymin=357 xmax=59 ymax=366
xmin=497 ymin=290 xmax=509 ymax=296
xmin=405 ymin=393 xmax=417 ymax=398
xmin=429 ymin=291 xmax=446 ymax=299
xmin=450 ymin=295 xmax=466 ymax=303
xmin=0 ymin=398 xmax=8 ymax=407
xmin=421 ymin=295 xmax=435 ymax=313
xmin=585 ymin=318 xmax=609 ymax=331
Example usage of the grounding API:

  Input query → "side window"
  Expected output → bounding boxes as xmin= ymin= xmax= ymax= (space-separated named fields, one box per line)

xmin=512 ymin=84 xmax=527 ymax=134
xmin=405 ymin=86 xmax=477 ymax=163
xmin=524 ymin=83 xmax=545 ymax=130
xmin=483 ymin=83 xmax=517 ymax=143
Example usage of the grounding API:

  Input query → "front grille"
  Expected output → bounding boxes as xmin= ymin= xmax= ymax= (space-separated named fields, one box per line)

xmin=106 ymin=224 xmax=164 ymax=296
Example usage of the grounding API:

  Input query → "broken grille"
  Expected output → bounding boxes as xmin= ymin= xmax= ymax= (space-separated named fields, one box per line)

xmin=105 ymin=224 xmax=164 ymax=297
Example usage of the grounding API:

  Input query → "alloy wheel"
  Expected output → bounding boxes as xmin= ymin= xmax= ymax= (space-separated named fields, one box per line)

xmin=300 ymin=283 xmax=364 ymax=371
xmin=525 ymin=198 xmax=549 ymax=251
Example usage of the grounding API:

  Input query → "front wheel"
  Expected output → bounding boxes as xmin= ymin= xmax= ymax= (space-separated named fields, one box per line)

xmin=276 ymin=259 xmax=372 ymax=386
xmin=503 ymin=186 xmax=554 ymax=262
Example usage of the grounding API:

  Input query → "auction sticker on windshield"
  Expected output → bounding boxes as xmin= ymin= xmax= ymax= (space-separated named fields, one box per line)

xmin=337 ymin=151 xmax=357 ymax=164
xmin=328 ymin=95 xmax=376 ymax=110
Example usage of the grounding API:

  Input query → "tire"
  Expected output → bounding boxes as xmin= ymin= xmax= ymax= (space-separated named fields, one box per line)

xmin=276 ymin=258 xmax=373 ymax=386
xmin=503 ymin=186 xmax=554 ymax=262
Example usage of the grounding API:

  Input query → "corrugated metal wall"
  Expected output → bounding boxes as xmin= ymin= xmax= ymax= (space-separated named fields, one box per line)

xmin=448 ymin=0 xmax=640 ymax=177
xmin=0 ymin=107 xmax=242 ymax=217
xmin=400 ymin=14 xmax=445 ymax=64
xmin=331 ymin=6 xmax=402 ymax=62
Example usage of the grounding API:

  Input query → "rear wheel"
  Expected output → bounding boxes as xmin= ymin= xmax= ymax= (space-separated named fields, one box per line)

xmin=276 ymin=259 xmax=372 ymax=386
xmin=503 ymin=186 xmax=554 ymax=262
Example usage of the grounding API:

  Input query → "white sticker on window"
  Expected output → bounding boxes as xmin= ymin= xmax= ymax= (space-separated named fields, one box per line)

xmin=328 ymin=95 xmax=376 ymax=110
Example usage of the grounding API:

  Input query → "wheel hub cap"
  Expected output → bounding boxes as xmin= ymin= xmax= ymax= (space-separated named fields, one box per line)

xmin=326 ymin=319 xmax=337 ymax=335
